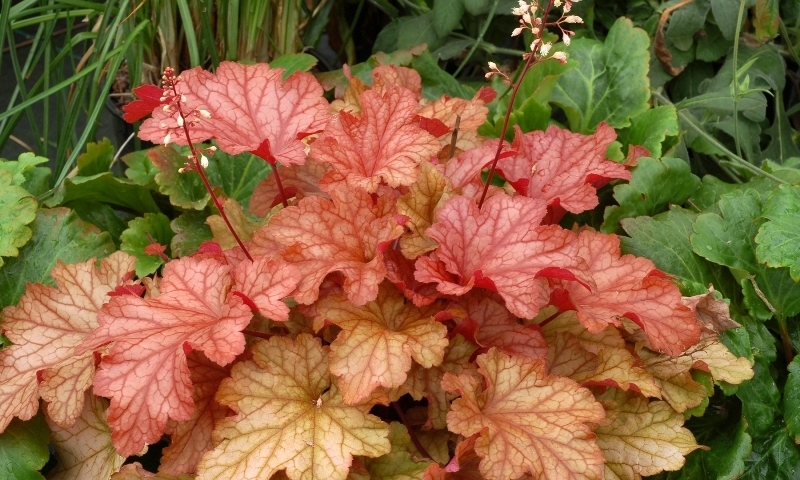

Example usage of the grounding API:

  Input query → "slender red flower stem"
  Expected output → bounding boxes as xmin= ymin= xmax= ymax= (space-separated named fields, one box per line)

xmin=478 ymin=0 xmax=555 ymax=209
xmin=242 ymin=329 xmax=274 ymax=340
xmin=270 ymin=164 xmax=290 ymax=208
xmin=171 ymin=88 xmax=254 ymax=261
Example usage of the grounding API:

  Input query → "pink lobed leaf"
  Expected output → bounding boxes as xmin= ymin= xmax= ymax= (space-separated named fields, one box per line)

xmin=231 ymin=256 xmax=301 ymax=321
xmin=78 ymin=255 xmax=253 ymax=456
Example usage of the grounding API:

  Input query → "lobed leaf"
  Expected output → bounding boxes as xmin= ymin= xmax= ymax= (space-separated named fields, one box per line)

xmin=0 ymin=170 xmax=38 ymax=268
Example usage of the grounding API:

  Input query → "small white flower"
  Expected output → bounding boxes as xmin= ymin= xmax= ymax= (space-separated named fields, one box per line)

xmin=200 ymin=154 xmax=209 ymax=169
xmin=163 ymin=132 xmax=171 ymax=146
xmin=539 ymin=42 xmax=552 ymax=56
xmin=198 ymin=109 xmax=211 ymax=118
xmin=564 ymin=15 xmax=583 ymax=23
xmin=488 ymin=61 xmax=498 ymax=70
xmin=563 ymin=33 xmax=571 ymax=46
xmin=522 ymin=12 xmax=531 ymax=24
xmin=180 ymin=94 xmax=187 ymax=103
xmin=553 ymin=51 xmax=568 ymax=63
xmin=512 ymin=27 xmax=524 ymax=36
xmin=176 ymin=115 xmax=184 ymax=127
xmin=554 ymin=0 xmax=562 ymax=6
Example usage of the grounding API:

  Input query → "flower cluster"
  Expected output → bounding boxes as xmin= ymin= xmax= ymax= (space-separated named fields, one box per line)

xmin=487 ymin=0 xmax=584 ymax=79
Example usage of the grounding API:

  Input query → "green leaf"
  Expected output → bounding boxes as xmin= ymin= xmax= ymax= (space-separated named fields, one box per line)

xmin=736 ymin=358 xmax=780 ymax=439
xmin=398 ymin=13 xmax=440 ymax=51
xmin=433 ymin=0 xmax=464 ymax=37
xmin=741 ymin=422 xmax=800 ymax=479
xmin=45 ymin=172 xmax=161 ymax=215
xmin=412 ymin=50 xmax=474 ymax=100
xmin=0 ymin=152 xmax=48 ymax=186
xmin=602 ymin=157 xmax=700 ymax=233
xmin=0 ymin=412 xmax=49 ymax=480
xmin=755 ymin=185 xmax=800 ymax=281
xmin=696 ymin=22 xmax=731 ymax=62
xmin=620 ymin=206 xmax=739 ymax=299
xmin=688 ymin=175 xmax=745 ymax=212
xmin=122 ymin=149 xmax=159 ymax=189
xmin=668 ymin=416 xmax=750 ymax=480
xmin=205 ymin=150 xmax=271 ymax=210
xmin=76 ymin=138 xmax=114 ymax=176
xmin=710 ymin=0 xmax=740 ymax=40
xmin=785 ymin=356 xmax=800 ymax=443
xmin=148 ymin=146 xmax=209 ymax=210
xmin=0 ymin=207 xmax=115 ymax=308
xmin=720 ymin=314 xmax=776 ymax=364
xmin=431 ymin=38 xmax=473 ymax=60
xmin=754 ymin=0 xmax=780 ymax=42
xmin=362 ymin=423 xmax=433 ymax=478
xmin=463 ymin=0 xmax=489 ymax=15
xmin=0 ymin=170 xmax=38 ymax=268
xmin=666 ymin=0 xmax=711 ymax=50
xmin=690 ymin=189 xmax=800 ymax=319
xmin=68 ymin=200 xmax=133 ymax=249
xmin=616 ymin=106 xmax=679 ymax=159
xmin=269 ymin=53 xmax=319 ymax=80
xmin=121 ymin=213 xmax=175 ymax=278
xmin=551 ymin=17 xmax=651 ymax=133
xmin=761 ymin=90 xmax=800 ymax=163
xmin=20 ymin=167 xmax=51 ymax=198
xmin=170 ymin=210 xmax=213 ymax=257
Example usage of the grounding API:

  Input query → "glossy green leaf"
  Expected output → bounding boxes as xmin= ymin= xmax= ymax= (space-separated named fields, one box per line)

xmin=170 ymin=210 xmax=213 ymax=257
xmin=0 ymin=412 xmax=49 ymax=480
xmin=205 ymin=150 xmax=271 ymax=210
xmin=433 ymin=0 xmax=464 ymax=37
xmin=76 ymin=138 xmax=114 ymax=176
xmin=269 ymin=53 xmax=319 ymax=80
xmin=551 ymin=17 xmax=651 ymax=133
xmin=148 ymin=146 xmax=209 ymax=210
xmin=735 ymin=359 xmax=780 ymax=439
xmin=0 ymin=152 xmax=48 ymax=186
xmin=122 ymin=149 xmax=159 ymax=189
xmin=120 ymin=212 xmax=175 ymax=278
xmin=741 ymin=422 xmax=800 ymax=479
xmin=691 ymin=189 xmax=800 ymax=319
xmin=45 ymin=172 xmax=161 ymax=214
xmin=602 ymin=157 xmax=700 ymax=233
xmin=0 ymin=207 xmax=115 ymax=308
xmin=668 ymin=412 xmax=750 ymax=480
xmin=785 ymin=356 xmax=800 ymax=443
xmin=68 ymin=200 xmax=133 ymax=248
xmin=0 ymin=170 xmax=38 ymax=268
xmin=666 ymin=0 xmax=711 ymax=50
xmin=620 ymin=206 xmax=739 ymax=299
xmin=412 ymin=51 xmax=474 ymax=100
xmin=755 ymin=185 xmax=800 ymax=281
xmin=616 ymin=106 xmax=679 ymax=159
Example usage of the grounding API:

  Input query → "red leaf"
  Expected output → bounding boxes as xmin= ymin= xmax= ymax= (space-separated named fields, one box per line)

xmin=312 ymin=86 xmax=441 ymax=192
xmin=249 ymin=158 xmax=329 ymax=216
xmin=78 ymin=256 xmax=253 ymax=456
xmin=122 ymin=85 xmax=165 ymax=123
xmin=384 ymin=249 xmax=440 ymax=307
xmin=260 ymin=185 xmax=404 ymax=305
xmin=551 ymin=230 xmax=701 ymax=356
xmin=415 ymin=194 xmax=587 ymax=318
xmin=497 ymin=123 xmax=630 ymax=216
xmin=139 ymin=62 xmax=329 ymax=165
xmin=230 ymin=256 xmax=301 ymax=320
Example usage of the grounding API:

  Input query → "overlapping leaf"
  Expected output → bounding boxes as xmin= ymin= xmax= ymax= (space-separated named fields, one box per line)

xmin=497 ymin=123 xmax=629 ymax=216
xmin=258 ymin=185 xmax=404 ymax=305
xmin=78 ymin=256 xmax=253 ymax=456
xmin=45 ymin=392 xmax=125 ymax=480
xmin=230 ymin=255 xmax=300 ymax=320
xmin=139 ymin=62 xmax=329 ymax=165
xmin=755 ymin=185 xmax=800 ymax=281
xmin=249 ymin=158 xmax=329 ymax=216
xmin=443 ymin=348 xmax=606 ymax=480
xmin=0 ymin=169 xmax=37 ymax=268
xmin=396 ymin=160 xmax=451 ymax=258
xmin=415 ymin=194 xmax=585 ymax=318
xmin=315 ymin=282 xmax=448 ymax=404
xmin=0 ymin=252 xmax=136 ymax=431
xmin=417 ymin=87 xmax=494 ymax=156
xmin=196 ymin=334 xmax=390 ymax=480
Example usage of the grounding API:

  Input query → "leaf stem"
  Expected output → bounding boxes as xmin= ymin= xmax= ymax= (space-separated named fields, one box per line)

xmin=242 ymin=329 xmax=274 ymax=340
xmin=172 ymin=89 xmax=254 ymax=261
xmin=479 ymin=0 xmax=554 ymax=209
xmin=454 ymin=0 xmax=501 ymax=78
xmin=448 ymin=115 xmax=461 ymax=160
xmin=391 ymin=402 xmax=432 ymax=460
xmin=731 ymin=0 xmax=746 ymax=160
xmin=271 ymin=164 xmax=290 ymax=208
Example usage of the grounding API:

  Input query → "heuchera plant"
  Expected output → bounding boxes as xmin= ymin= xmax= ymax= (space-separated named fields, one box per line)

xmin=0 ymin=1 xmax=756 ymax=479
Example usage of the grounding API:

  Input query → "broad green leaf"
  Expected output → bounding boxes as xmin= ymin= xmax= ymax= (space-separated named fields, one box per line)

xmin=122 ymin=150 xmax=159 ymax=189
xmin=76 ymin=138 xmax=114 ymax=176
xmin=463 ymin=0 xmax=489 ymax=15
xmin=362 ymin=423 xmax=433 ymax=478
xmin=0 ymin=152 xmax=48 ymax=186
xmin=433 ymin=0 xmax=464 ymax=37
xmin=602 ymin=157 xmax=700 ymax=233
xmin=431 ymin=38 xmax=473 ymax=60
xmin=696 ymin=22 xmax=731 ymax=62
xmin=551 ymin=17 xmax=651 ymax=133
xmin=269 ymin=53 xmax=319 ymax=80
xmin=0 ymin=208 xmax=115 ymax=308
xmin=666 ymin=0 xmax=711 ymax=50
xmin=616 ymin=106 xmax=679 ymax=158
xmin=720 ymin=314 xmax=776 ymax=365
xmin=0 ymin=413 xmax=49 ymax=480
xmin=412 ymin=51 xmax=474 ymax=100
xmin=755 ymin=185 xmax=800 ymax=281
xmin=0 ymin=170 xmax=38 ymax=268
xmin=688 ymin=175 xmax=745 ymax=212
xmin=741 ymin=422 xmax=800 ymax=479
xmin=148 ymin=146 xmax=210 ymax=210
xmin=19 ymin=167 xmax=51 ymax=198
xmin=170 ymin=210 xmax=213 ymax=257
xmin=205 ymin=150 xmax=271 ymax=210
xmin=710 ymin=0 xmax=740 ymax=40
xmin=120 ymin=213 xmax=175 ymax=278
xmin=785 ymin=356 xmax=800 ymax=443
xmin=68 ymin=200 xmax=133 ymax=248
xmin=761 ymin=91 xmax=800 ymax=163
xmin=45 ymin=172 xmax=161 ymax=214
xmin=691 ymin=189 xmax=800 ymax=319
xmin=397 ymin=13 xmax=439 ymax=52
xmin=754 ymin=0 xmax=780 ymax=42
xmin=736 ymin=359 xmax=780 ymax=439
xmin=620 ymin=206 xmax=740 ymax=299
xmin=668 ymin=417 xmax=750 ymax=480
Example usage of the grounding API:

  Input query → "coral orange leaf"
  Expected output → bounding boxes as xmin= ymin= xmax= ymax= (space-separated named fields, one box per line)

xmin=261 ymin=184 xmax=405 ymax=305
xmin=196 ymin=334 xmax=390 ymax=480
xmin=0 ymin=252 xmax=136 ymax=431
xmin=78 ymin=256 xmax=253 ymax=456
xmin=397 ymin=160 xmax=452 ymax=259
xmin=315 ymin=282 xmax=449 ymax=404
xmin=231 ymin=256 xmax=301 ymax=321
xmin=497 ymin=123 xmax=630 ymax=218
xmin=139 ymin=62 xmax=329 ymax=165
xmin=415 ymin=194 xmax=587 ymax=319
xmin=249 ymin=158 xmax=330 ymax=216
xmin=312 ymin=86 xmax=441 ymax=192
xmin=443 ymin=348 xmax=606 ymax=480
